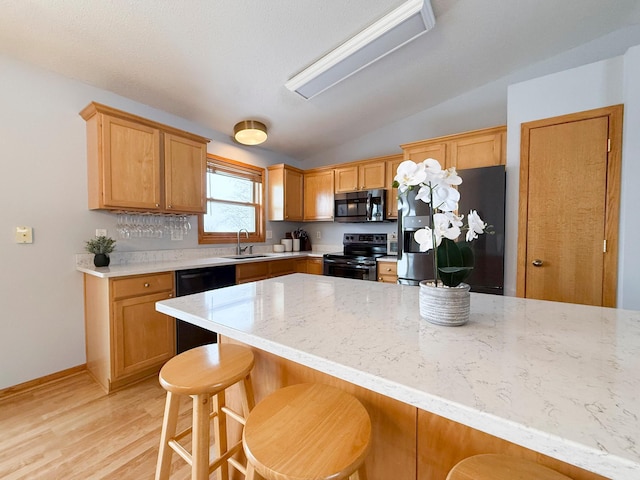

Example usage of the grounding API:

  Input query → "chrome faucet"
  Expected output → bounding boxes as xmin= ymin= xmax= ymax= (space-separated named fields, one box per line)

xmin=237 ymin=228 xmax=250 ymax=255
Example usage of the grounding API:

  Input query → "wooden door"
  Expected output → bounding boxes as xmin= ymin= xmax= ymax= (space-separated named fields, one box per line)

xmin=102 ymin=114 xmax=161 ymax=210
xmin=517 ymin=106 xmax=623 ymax=306
xmin=164 ymin=133 xmax=207 ymax=213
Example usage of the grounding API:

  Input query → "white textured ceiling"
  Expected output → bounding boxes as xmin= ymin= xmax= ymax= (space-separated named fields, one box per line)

xmin=1 ymin=0 xmax=640 ymax=159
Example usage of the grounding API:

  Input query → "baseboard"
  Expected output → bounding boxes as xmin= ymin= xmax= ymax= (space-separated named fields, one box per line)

xmin=0 ymin=364 xmax=87 ymax=400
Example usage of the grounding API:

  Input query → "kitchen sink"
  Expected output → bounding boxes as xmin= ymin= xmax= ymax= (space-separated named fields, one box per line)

xmin=224 ymin=254 xmax=270 ymax=260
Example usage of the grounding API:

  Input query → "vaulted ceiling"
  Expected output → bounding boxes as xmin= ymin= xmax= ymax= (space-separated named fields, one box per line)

xmin=1 ymin=0 xmax=640 ymax=159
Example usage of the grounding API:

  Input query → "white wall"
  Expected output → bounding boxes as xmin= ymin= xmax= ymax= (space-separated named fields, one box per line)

xmin=620 ymin=45 xmax=640 ymax=309
xmin=0 ymin=54 xmax=296 ymax=389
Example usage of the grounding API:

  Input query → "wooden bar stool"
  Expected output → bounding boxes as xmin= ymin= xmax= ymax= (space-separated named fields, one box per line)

xmin=446 ymin=454 xmax=574 ymax=480
xmin=242 ymin=383 xmax=371 ymax=480
xmin=155 ymin=343 xmax=255 ymax=480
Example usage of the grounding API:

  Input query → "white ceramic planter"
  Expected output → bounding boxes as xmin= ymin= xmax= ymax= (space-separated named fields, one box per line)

xmin=419 ymin=280 xmax=470 ymax=326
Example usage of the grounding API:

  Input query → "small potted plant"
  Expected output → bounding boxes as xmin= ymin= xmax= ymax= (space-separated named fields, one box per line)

xmin=85 ymin=235 xmax=116 ymax=267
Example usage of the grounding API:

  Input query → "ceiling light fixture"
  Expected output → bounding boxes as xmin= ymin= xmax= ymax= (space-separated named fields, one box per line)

xmin=285 ymin=0 xmax=435 ymax=100
xmin=233 ymin=120 xmax=268 ymax=146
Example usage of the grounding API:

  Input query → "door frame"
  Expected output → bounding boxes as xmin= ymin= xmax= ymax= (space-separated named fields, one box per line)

xmin=516 ymin=105 xmax=624 ymax=306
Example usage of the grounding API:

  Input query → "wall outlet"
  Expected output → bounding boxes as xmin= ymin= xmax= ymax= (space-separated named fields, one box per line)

xmin=95 ymin=229 xmax=107 ymax=237
xmin=266 ymin=230 xmax=272 ymax=239
xmin=316 ymin=231 xmax=322 ymax=239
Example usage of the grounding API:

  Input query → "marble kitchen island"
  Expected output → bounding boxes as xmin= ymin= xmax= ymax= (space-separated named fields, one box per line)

xmin=156 ymin=273 xmax=639 ymax=480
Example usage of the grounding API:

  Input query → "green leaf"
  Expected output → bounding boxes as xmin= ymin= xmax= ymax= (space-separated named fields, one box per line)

xmin=436 ymin=238 xmax=475 ymax=287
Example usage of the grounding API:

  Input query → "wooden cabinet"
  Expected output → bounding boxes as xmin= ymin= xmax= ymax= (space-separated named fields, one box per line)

xmin=334 ymin=160 xmax=386 ymax=193
xmin=377 ymin=259 xmax=398 ymax=283
xmin=295 ymin=258 xmax=324 ymax=275
xmin=401 ymin=126 xmax=505 ymax=171
xmin=236 ymin=259 xmax=297 ymax=284
xmin=303 ymin=168 xmax=334 ymax=221
xmin=84 ymin=272 xmax=175 ymax=393
xmin=80 ymin=102 xmax=209 ymax=214
xmin=384 ymin=154 xmax=404 ymax=219
xmin=267 ymin=164 xmax=304 ymax=221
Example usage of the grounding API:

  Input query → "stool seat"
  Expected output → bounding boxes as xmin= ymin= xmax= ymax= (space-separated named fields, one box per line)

xmin=155 ymin=343 xmax=255 ymax=480
xmin=446 ymin=454 xmax=574 ymax=480
xmin=243 ymin=383 xmax=371 ymax=480
xmin=159 ymin=342 xmax=255 ymax=395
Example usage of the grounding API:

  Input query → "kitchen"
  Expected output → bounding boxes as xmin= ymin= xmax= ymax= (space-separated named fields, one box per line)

xmin=2 ymin=1 xmax=640 ymax=479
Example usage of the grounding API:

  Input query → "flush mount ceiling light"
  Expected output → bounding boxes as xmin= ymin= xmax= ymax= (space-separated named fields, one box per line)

xmin=285 ymin=0 xmax=435 ymax=100
xmin=233 ymin=120 xmax=268 ymax=146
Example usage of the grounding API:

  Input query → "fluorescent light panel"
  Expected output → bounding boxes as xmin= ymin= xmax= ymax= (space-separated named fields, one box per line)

xmin=285 ymin=0 xmax=435 ymax=100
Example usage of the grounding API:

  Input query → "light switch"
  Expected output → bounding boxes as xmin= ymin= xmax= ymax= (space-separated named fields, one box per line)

xmin=16 ymin=226 xmax=33 ymax=244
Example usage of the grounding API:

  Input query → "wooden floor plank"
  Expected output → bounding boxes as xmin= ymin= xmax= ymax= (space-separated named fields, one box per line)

xmin=0 ymin=372 xmax=195 ymax=479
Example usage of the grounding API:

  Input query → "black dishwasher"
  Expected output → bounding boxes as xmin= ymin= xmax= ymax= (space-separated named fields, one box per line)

xmin=175 ymin=265 xmax=236 ymax=353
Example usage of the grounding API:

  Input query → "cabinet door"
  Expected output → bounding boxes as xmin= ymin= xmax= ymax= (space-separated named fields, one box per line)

xmin=385 ymin=156 xmax=404 ymax=219
xmin=404 ymin=142 xmax=447 ymax=166
xmin=269 ymin=259 xmax=296 ymax=277
xmin=164 ymin=133 xmax=207 ymax=213
xmin=306 ymin=258 xmax=324 ymax=275
xmin=359 ymin=162 xmax=386 ymax=190
xmin=449 ymin=132 xmax=504 ymax=170
xmin=102 ymin=115 xmax=162 ymax=210
xmin=112 ymin=291 xmax=175 ymax=381
xmin=284 ymin=168 xmax=304 ymax=221
xmin=236 ymin=262 xmax=269 ymax=284
xmin=334 ymin=165 xmax=359 ymax=193
xmin=304 ymin=169 xmax=335 ymax=221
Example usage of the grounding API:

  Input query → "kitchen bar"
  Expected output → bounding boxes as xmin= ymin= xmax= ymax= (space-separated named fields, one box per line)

xmin=156 ymin=273 xmax=640 ymax=479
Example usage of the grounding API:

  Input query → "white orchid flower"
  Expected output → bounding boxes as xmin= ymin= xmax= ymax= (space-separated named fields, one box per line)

xmin=433 ymin=212 xmax=461 ymax=242
xmin=466 ymin=210 xmax=487 ymax=241
xmin=431 ymin=183 xmax=460 ymax=212
xmin=394 ymin=160 xmax=426 ymax=193
xmin=442 ymin=167 xmax=462 ymax=186
xmin=414 ymin=227 xmax=434 ymax=252
xmin=445 ymin=211 xmax=464 ymax=228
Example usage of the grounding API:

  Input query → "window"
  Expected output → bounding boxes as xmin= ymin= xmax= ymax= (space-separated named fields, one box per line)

xmin=198 ymin=155 xmax=265 ymax=244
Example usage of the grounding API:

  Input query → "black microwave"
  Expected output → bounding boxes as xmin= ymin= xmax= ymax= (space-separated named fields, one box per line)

xmin=334 ymin=189 xmax=386 ymax=223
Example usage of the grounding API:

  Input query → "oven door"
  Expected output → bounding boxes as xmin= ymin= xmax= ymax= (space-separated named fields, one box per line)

xmin=323 ymin=257 xmax=377 ymax=281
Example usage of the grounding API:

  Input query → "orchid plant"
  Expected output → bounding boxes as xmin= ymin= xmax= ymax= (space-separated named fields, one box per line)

xmin=393 ymin=159 xmax=487 ymax=287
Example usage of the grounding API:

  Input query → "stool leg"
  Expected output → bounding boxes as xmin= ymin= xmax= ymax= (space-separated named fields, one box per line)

xmin=350 ymin=465 xmax=368 ymax=480
xmin=240 ymin=374 xmax=255 ymax=414
xmin=156 ymin=391 xmax=181 ymax=480
xmin=245 ymin=462 xmax=256 ymax=480
xmin=212 ymin=391 xmax=229 ymax=480
xmin=192 ymin=394 xmax=211 ymax=480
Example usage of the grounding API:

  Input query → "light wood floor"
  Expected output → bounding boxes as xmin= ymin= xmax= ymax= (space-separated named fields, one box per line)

xmin=0 ymin=371 xmax=206 ymax=479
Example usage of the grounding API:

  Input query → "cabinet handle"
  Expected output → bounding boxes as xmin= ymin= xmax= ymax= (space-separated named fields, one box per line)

xmin=167 ymin=205 xmax=172 ymax=209
xmin=144 ymin=283 xmax=150 ymax=287
xmin=155 ymin=203 xmax=159 ymax=207
xmin=386 ymin=267 xmax=392 ymax=272
xmin=532 ymin=259 xmax=543 ymax=267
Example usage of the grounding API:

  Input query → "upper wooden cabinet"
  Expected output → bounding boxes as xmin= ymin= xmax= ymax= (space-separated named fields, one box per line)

xmin=383 ymin=154 xmax=404 ymax=220
xmin=80 ymin=102 xmax=209 ymax=214
xmin=401 ymin=126 xmax=506 ymax=171
xmin=334 ymin=160 xmax=386 ymax=193
xmin=267 ymin=164 xmax=304 ymax=221
xmin=304 ymin=168 xmax=334 ymax=221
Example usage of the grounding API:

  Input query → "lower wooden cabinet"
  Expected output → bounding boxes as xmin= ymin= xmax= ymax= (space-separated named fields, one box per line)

xmin=295 ymin=257 xmax=324 ymax=275
xmin=236 ymin=258 xmax=297 ymax=284
xmin=377 ymin=259 xmax=398 ymax=283
xmin=84 ymin=272 xmax=175 ymax=393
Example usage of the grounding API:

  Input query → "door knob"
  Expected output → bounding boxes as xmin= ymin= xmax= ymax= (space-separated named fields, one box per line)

xmin=532 ymin=259 xmax=543 ymax=267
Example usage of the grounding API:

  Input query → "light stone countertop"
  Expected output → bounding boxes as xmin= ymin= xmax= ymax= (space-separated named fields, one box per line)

xmin=76 ymin=251 xmax=326 ymax=278
xmin=156 ymin=273 xmax=640 ymax=480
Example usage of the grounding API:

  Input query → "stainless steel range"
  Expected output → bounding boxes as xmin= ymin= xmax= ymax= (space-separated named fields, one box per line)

xmin=323 ymin=233 xmax=387 ymax=281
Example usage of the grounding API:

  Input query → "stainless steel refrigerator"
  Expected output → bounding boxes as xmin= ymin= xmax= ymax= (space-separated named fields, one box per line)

xmin=397 ymin=165 xmax=505 ymax=295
